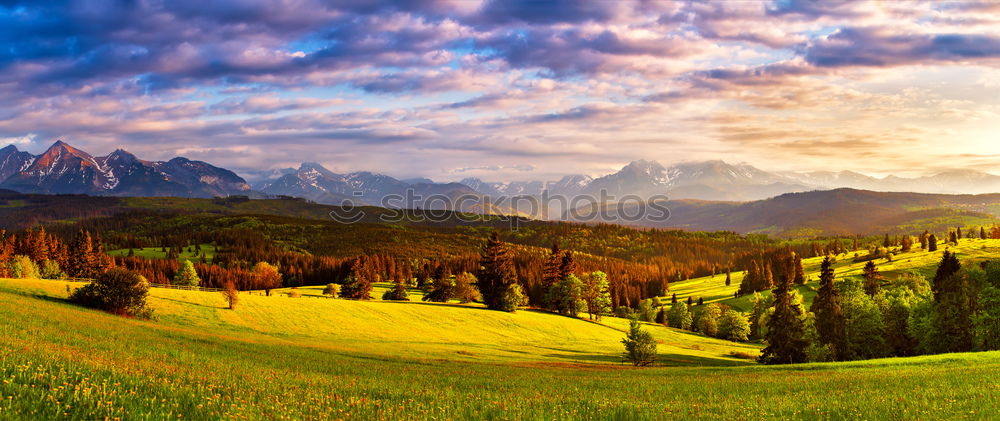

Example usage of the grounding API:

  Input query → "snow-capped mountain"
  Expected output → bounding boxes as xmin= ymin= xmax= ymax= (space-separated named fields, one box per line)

xmin=260 ymin=162 xmax=501 ymax=213
xmin=0 ymin=141 xmax=250 ymax=197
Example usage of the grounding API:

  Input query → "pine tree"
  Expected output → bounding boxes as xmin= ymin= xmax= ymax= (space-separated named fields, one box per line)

xmin=725 ymin=271 xmax=731 ymax=286
xmin=341 ymin=257 xmax=375 ymax=300
xmin=671 ymin=293 xmax=677 ymax=304
xmin=540 ymin=243 xmax=563 ymax=308
xmin=862 ymin=261 xmax=882 ymax=297
xmin=760 ymin=268 xmax=810 ymax=365
xmin=810 ymin=257 xmax=847 ymax=360
xmin=949 ymin=231 xmax=958 ymax=245
xmin=794 ymin=255 xmax=805 ymax=285
xmin=930 ymin=251 xmax=974 ymax=353
xmin=476 ymin=232 xmax=520 ymax=312
xmin=173 ymin=260 xmax=201 ymax=287
xmin=68 ymin=230 xmax=97 ymax=279
xmin=957 ymin=227 xmax=963 ymax=240
xmin=901 ymin=235 xmax=913 ymax=252
xmin=981 ymin=227 xmax=988 ymax=240
xmin=928 ymin=234 xmax=938 ymax=252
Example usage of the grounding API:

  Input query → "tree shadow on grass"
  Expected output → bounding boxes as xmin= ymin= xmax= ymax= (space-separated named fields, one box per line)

xmin=154 ymin=295 xmax=223 ymax=309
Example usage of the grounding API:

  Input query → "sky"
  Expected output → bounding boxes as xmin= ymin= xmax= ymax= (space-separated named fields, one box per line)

xmin=1 ymin=0 xmax=999 ymax=182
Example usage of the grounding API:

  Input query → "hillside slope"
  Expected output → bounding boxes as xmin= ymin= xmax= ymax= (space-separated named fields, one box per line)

xmin=670 ymin=238 xmax=1000 ymax=311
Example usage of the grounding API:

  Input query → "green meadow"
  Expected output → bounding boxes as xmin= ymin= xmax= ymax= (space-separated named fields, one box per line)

xmin=670 ymin=238 xmax=1000 ymax=311
xmin=1 ymin=278 xmax=998 ymax=420
xmin=107 ymin=244 xmax=218 ymax=262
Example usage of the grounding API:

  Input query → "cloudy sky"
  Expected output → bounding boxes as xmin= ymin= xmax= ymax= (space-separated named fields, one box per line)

xmin=1 ymin=0 xmax=999 ymax=181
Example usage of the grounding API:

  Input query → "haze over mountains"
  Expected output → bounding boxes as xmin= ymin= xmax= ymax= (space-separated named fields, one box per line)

xmin=4 ymin=141 xmax=1000 ymax=209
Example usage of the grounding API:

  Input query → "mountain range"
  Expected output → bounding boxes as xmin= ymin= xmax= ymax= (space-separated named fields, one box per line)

xmin=0 ymin=141 xmax=250 ymax=197
xmin=3 ymin=141 xmax=1000 ymax=217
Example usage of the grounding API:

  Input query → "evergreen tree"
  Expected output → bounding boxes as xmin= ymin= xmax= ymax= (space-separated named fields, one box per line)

xmin=760 ymin=268 xmax=810 ymax=364
xmin=173 ymin=260 xmax=201 ymax=287
xmin=671 ymin=293 xmax=677 ymax=304
xmin=957 ymin=227 xmax=963 ymax=240
xmin=862 ymin=261 xmax=882 ymax=297
xmin=383 ymin=278 xmax=410 ymax=301
xmin=725 ymin=271 xmax=731 ymax=286
xmin=540 ymin=243 xmax=563 ymax=308
xmin=883 ymin=234 xmax=891 ymax=248
xmin=794 ymin=255 xmax=806 ymax=285
xmin=423 ymin=265 xmax=453 ymax=302
xmin=810 ymin=257 xmax=847 ymax=360
xmin=476 ymin=232 xmax=520 ymax=312
xmin=622 ymin=317 xmax=657 ymax=367
xmin=928 ymin=234 xmax=938 ymax=252
xmin=67 ymin=230 xmax=97 ymax=279
xmin=928 ymin=251 xmax=974 ymax=353
xmin=949 ymin=231 xmax=958 ymax=245
xmin=981 ymin=227 xmax=988 ymax=240
xmin=341 ymin=257 xmax=375 ymax=300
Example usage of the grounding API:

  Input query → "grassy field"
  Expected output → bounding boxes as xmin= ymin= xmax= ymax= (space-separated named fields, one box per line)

xmin=107 ymin=244 xmax=218 ymax=262
xmin=670 ymin=238 xmax=1000 ymax=311
xmin=1 ymin=278 xmax=999 ymax=419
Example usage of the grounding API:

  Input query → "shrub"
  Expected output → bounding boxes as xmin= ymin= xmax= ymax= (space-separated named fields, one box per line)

xmin=287 ymin=288 xmax=302 ymax=298
xmin=614 ymin=306 xmax=634 ymax=319
xmin=498 ymin=283 xmax=527 ymax=312
xmin=221 ymin=282 xmax=238 ymax=310
xmin=70 ymin=268 xmax=152 ymax=318
xmin=621 ymin=317 xmax=657 ymax=367
xmin=322 ymin=283 xmax=339 ymax=298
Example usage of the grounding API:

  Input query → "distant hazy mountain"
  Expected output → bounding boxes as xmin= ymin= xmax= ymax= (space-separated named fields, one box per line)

xmin=570 ymin=188 xmax=1000 ymax=237
xmin=0 ymin=141 xmax=250 ymax=197
xmin=260 ymin=162 xmax=513 ymax=215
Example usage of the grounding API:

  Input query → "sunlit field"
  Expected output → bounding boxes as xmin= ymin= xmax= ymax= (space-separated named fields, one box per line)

xmin=1 ymin=278 xmax=998 ymax=420
xmin=670 ymin=238 xmax=1000 ymax=311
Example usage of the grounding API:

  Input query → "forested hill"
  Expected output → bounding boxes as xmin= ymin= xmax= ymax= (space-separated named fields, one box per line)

xmin=573 ymin=188 xmax=1000 ymax=237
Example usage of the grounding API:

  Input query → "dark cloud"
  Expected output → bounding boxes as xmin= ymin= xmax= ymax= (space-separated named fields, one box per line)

xmin=805 ymin=27 xmax=1000 ymax=68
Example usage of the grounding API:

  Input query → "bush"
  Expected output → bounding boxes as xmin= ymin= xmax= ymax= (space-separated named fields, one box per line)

xmin=498 ymin=283 xmax=527 ymax=312
xmin=287 ymin=288 xmax=302 ymax=298
xmin=614 ymin=306 xmax=635 ymax=319
xmin=621 ymin=317 xmax=657 ymax=367
xmin=322 ymin=283 xmax=339 ymax=298
xmin=8 ymin=255 xmax=40 ymax=279
xmin=70 ymin=268 xmax=152 ymax=318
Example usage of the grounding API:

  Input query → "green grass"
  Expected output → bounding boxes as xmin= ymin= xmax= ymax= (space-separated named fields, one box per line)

xmin=1 ymin=278 xmax=998 ymax=419
xmin=670 ymin=238 xmax=1000 ymax=311
xmin=107 ymin=244 xmax=217 ymax=262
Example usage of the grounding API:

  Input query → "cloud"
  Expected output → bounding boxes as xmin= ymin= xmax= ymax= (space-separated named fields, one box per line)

xmin=0 ymin=1 xmax=999 ymax=180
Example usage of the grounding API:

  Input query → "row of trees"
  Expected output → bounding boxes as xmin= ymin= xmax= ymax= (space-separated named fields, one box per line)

xmin=761 ymin=252 xmax=1000 ymax=364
